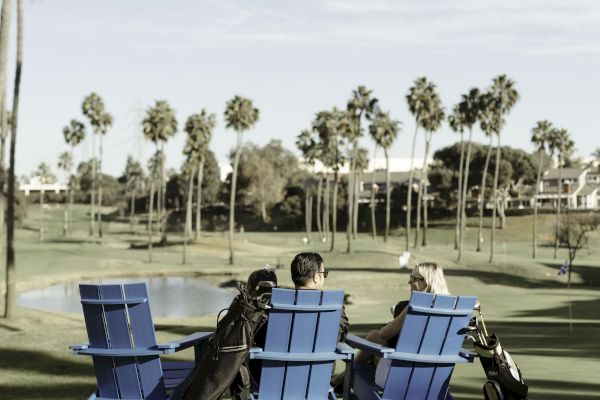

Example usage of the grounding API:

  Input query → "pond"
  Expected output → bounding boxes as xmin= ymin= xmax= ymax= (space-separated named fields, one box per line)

xmin=17 ymin=276 xmax=237 ymax=317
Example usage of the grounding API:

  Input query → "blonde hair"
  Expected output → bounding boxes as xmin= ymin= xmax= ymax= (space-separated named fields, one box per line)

xmin=413 ymin=262 xmax=449 ymax=295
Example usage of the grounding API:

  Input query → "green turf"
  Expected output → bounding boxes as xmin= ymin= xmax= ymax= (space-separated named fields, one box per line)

xmin=0 ymin=204 xmax=599 ymax=399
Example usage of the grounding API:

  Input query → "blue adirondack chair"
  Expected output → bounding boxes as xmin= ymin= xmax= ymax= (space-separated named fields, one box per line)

xmin=70 ymin=283 xmax=213 ymax=400
xmin=346 ymin=291 xmax=477 ymax=400
xmin=249 ymin=288 xmax=354 ymax=400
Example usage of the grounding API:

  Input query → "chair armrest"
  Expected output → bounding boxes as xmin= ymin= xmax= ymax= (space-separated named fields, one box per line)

xmin=335 ymin=342 xmax=355 ymax=360
xmin=459 ymin=349 xmax=476 ymax=363
xmin=69 ymin=344 xmax=89 ymax=355
xmin=157 ymin=332 xmax=213 ymax=354
xmin=345 ymin=333 xmax=394 ymax=355
xmin=249 ymin=347 xmax=263 ymax=355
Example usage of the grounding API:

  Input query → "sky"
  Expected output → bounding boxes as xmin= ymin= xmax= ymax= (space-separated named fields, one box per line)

xmin=9 ymin=0 xmax=600 ymax=179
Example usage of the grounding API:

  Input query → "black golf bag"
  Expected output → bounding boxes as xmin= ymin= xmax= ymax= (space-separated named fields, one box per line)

xmin=469 ymin=314 xmax=528 ymax=400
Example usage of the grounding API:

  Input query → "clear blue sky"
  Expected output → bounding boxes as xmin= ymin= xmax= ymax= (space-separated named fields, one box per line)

xmin=12 ymin=0 xmax=600 ymax=178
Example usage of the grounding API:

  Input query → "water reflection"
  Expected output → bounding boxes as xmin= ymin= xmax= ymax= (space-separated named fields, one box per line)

xmin=17 ymin=276 xmax=236 ymax=317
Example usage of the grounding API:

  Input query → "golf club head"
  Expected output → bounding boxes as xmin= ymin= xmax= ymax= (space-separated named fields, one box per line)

xmin=255 ymin=280 xmax=276 ymax=292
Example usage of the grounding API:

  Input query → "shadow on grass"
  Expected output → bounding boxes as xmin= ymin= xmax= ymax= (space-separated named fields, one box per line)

xmin=512 ymin=298 xmax=600 ymax=321
xmin=450 ymin=380 xmax=600 ymax=400
xmin=0 ymin=382 xmax=93 ymax=400
xmin=0 ymin=348 xmax=92 ymax=378
xmin=129 ymin=239 xmax=186 ymax=250
xmin=155 ymin=324 xmax=216 ymax=337
xmin=542 ymin=262 xmax=600 ymax=286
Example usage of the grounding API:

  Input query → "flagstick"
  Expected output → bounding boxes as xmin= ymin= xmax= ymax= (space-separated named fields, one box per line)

xmin=567 ymin=263 xmax=573 ymax=334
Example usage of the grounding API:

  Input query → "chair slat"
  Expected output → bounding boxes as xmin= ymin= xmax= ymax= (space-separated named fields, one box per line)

xmin=80 ymin=284 xmax=119 ymax=399
xmin=306 ymin=290 xmax=344 ymax=399
xmin=99 ymin=284 xmax=143 ymax=399
xmin=282 ymin=289 xmax=321 ymax=399
xmin=124 ymin=283 xmax=166 ymax=400
xmin=259 ymin=289 xmax=296 ymax=400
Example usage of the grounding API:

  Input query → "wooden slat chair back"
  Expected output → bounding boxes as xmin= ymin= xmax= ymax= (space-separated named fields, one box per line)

xmin=351 ymin=291 xmax=477 ymax=400
xmin=78 ymin=283 xmax=167 ymax=400
xmin=250 ymin=288 xmax=350 ymax=400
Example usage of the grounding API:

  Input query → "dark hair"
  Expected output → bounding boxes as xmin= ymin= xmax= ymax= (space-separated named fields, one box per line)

xmin=290 ymin=252 xmax=323 ymax=286
xmin=247 ymin=268 xmax=278 ymax=297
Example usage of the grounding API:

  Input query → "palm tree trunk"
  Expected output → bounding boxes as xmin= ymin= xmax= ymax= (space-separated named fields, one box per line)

xmin=307 ymin=195 xmax=313 ymax=239
xmin=68 ymin=146 xmax=75 ymax=234
xmin=353 ymin=172 xmax=359 ymax=239
xmin=147 ymin=181 xmax=154 ymax=263
xmin=0 ymin=0 xmax=12 ymax=254
xmin=414 ymin=132 xmax=429 ymax=248
xmin=554 ymin=158 xmax=563 ymax=259
xmin=195 ymin=160 xmax=204 ymax=240
xmin=4 ymin=0 xmax=21 ymax=318
xmin=159 ymin=143 xmax=166 ymax=243
xmin=330 ymin=170 xmax=338 ymax=252
xmin=458 ymin=128 xmax=473 ymax=261
xmin=490 ymin=135 xmax=502 ymax=263
xmin=183 ymin=165 xmax=194 ymax=265
xmin=532 ymin=151 xmax=544 ymax=258
xmin=40 ymin=190 xmax=44 ymax=243
xmin=229 ymin=132 xmax=243 ymax=265
xmin=384 ymin=148 xmax=390 ymax=242
xmin=405 ymin=124 xmax=419 ymax=251
xmin=455 ymin=132 xmax=465 ymax=250
xmin=316 ymin=176 xmax=323 ymax=240
xmin=477 ymin=135 xmax=494 ymax=252
xmin=90 ymin=130 xmax=96 ymax=236
xmin=370 ymin=144 xmax=377 ymax=239
xmin=304 ymin=181 xmax=311 ymax=241
xmin=97 ymin=135 xmax=103 ymax=238
xmin=323 ymin=174 xmax=330 ymax=240
xmin=346 ymin=146 xmax=356 ymax=253
xmin=63 ymin=184 xmax=68 ymax=236
xmin=422 ymin=134 xmax=432 ymax=247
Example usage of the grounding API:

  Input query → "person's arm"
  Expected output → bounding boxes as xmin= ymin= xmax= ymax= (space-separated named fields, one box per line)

xmin=379 ymin=307 xmax=408 ymax=341
xmin=338 ymin=305 xmax=349 ymax=342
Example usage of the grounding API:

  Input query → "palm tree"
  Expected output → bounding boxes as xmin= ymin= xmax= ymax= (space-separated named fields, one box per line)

xmin=369 ymin=111 xmax=401 ymax=242
xmin=183 ymin=109 xmax=216 ymax=241
xmin=455 ymin=88 xmax=482 ymax=261
xmin=4 ymin=0 xmax=21 ymax=318
xmin=489 ymin=75 xmax=519 ymax=263
xmin=58 ymin=152 xmax=72 ymax=236
xmin=549 ymin=128 xmax=574 ymax=259
xmin=142 ymin=99 xmax=178 ymax=244
xmin=448 ymin=105 xmax=465 ymax=250
xmin=146 ymin=151 xmax=162 ymax=263
xmin=63 ymin=119 xmax=86 ymax=233
xmin=531 ymin=120 xmax=553 ymax=258
xmin=224 ymin=95 xmax=259 ymax=265
xmin=35 ymin=162 xmax=55 ymax=243
xmin=405 ymin=77 xmax=431 ymax=251
xmin=82 ymin=93 xmax=112 ymax=237
xmin=123 ymin=155 xmax=144 ymax=229
xmin=296 ymin=128 xmax=319 ymax=242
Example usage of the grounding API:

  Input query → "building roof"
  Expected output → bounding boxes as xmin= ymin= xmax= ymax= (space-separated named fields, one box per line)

xmin=544 ymin=168 xmax=586 ymax=180
xmin=578 ymin=184 xmax=600 ymax=196
xmin=357 ymin=170 xmax=425 ymax=185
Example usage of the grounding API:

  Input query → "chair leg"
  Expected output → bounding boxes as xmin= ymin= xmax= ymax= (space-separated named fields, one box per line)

xmin=343 ymin=359 xmax=353 ymax=400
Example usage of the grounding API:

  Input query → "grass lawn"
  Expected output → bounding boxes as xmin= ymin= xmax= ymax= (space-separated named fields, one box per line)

xmin=0 ymin=204 xmax=599 ymax=399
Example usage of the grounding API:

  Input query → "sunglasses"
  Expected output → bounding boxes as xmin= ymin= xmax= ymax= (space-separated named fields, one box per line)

xmin=408 ymin=274 xmax=424 ymax=285
xmin=315 ymin=269 xmax=330 ymax=279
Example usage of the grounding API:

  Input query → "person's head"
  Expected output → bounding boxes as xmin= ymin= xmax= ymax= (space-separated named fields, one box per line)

xmin=290 ymin=252 xmax=328 ymax=290
xmin=247 ymin=267 xmax=278 ymax=297
xmin=408 ymin=262 xmax=449 ymax=294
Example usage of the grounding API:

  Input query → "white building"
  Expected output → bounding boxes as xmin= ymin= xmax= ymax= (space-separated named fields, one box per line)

xmin=535 ymin=167 xmax=600 ymax=210
xmin=19 ymin=176 xmax=67 ymax=196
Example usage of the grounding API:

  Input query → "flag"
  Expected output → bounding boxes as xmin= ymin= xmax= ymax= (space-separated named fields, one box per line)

xmin=557 ymin=261 xmax=570 ymax=276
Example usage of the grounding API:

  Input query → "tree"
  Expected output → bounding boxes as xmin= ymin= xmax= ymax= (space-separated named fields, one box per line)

xmin=57 ymin=152 xmax=72 ymax=236
xmin=34 ymin=162 xmax=56 ymax=243
xmin=122 ymin=155 xmax=144 ymax=225
xmin=0 ymin=0 xmax=12 ymax=249
xmin=557 ymin=211 xmax=600 ymax=333
xmin=142 ymin=99 xmax=178 ymax=244
xmin=82 ymin=93 xmax=112 ymax=237
xmin=448 ymin=105 xmax=466 ymax=250
xmin=62 ymin=119 xmax=86 ymax=233
xmin=548 ymin=127 xmax=575 ymax=259
xmin=531 ymin=120 xmax=553 ymax=258
xmin=224 ymin=95 xmax=259 ymax=265
xmin=296 ymin=128 xmax=319 ymax=241
xmin=488 ymin=75 xmax=519 ymax=263
xmin=146 ymin=151 xmax=162 ymax=263
xmin=369 ymin=111 xmax=400 ymax=242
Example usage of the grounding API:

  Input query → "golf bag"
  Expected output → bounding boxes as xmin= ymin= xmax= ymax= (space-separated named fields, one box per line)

xmin=470 ymin=314 xmax=529 ymax=400
xmin=180 ymin=269 xmax=276 ymax=400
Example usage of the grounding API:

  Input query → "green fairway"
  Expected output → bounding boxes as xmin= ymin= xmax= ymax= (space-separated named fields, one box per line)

xmin=1 ymin=204 xmax=599 ymax=399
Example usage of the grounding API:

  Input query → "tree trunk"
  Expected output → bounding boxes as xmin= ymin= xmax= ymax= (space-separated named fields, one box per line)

xmin=323 ymin=174 xmax=330 ymax=240
xmin=370 ymin=144 xmax=377 ymax=239
xmin=90 ymin=130 xmax=96 ymax=236
xmin=330 ymin=170 xmax=338 ymax=252
xmin=159 ymin=143 xmax=166 ymax=243
xmin=304 ymin=182 xmax=311 ymax=242
xmin=346 ymin=144 xmax=356 ymax=254
xmin=195 ymin=160 xmax=204 ymax=240
xmin=554 ymin=158 xmax=564 ymax=259
xmin=316 ymin=176 xmax=323 ymax=240
xmin=307 ymin=195 xmax=313 ymax=239
xmin=97 ymin=135 xmax=103 ymax=238
xmin=458 ymin=129 xmax=473 ymax=262
xmin=489 ymin=135 xmax=502 ymax=263
xmin=384 ymin=149 xmax=391 ymax=242
xmin=414 ymin=132 xmax=429 ymax=248
xmin=147 ymin=181 xmax=154 ymax=263
xmin=422 ymin=134 xmax=432 ymax=248
xmin=130 ymin=190 xmax=135 ymax=232
xmin=0 ymin=0 xmax=12 ymax=253
xmin=4 ymin=0 xmax=21 ymax=318
xmin=455 ymin=132 xmax=465 ymax=250
xmin=63 ymin=185 xmax=68 ymax=236
xmin=405 ymin=124 xmax=419 ymax=251
xmin=183 ymin=164 xmax=194 ymax=265
xmin=40 ymin=190 xmax=44 ymax=243
xmin=229 ymin=132 xmax=243 ymax=265
xmin=477 ymin=135 xmax=494 ymax=252
xmin=353 ymin=171 xmax=359 ymax=239
xmin=532 ymin=151 xmax=544 ymax=258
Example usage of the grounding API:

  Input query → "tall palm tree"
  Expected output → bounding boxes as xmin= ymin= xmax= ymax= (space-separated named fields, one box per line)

xmin=142 ymin=99 xmax=178 ymax=245
xmin=296 ymin=128 xmax=319 ymax=242
xmin=0 ymin=0 xmax=12 ymax=201
xmin=531 ymin=120 xmax=553 ymax=258
xmin=549 ymin=128 xmax=574 ymax=259
xmin=4 ymin=0 xmax=21 ymax=318
xmin=405 ymin=77 xmax=431 ymax=251
xmin=183 ymin=109 xmax=216 ymax=241
xmin=123 ymin=155 xmax=144 ymax=228
xmin=488 ymin=75 xmax=519 ymax=263
xmin=224 ymin=95 xmax=259 ymax=265
xmin=63 ymin=119 xmax=86 ymax=233
xmin=35 ymin=162 xmax=54 ymax=243
xmin=448 ymin=105 xmax=466 ymax=250
xmin=146 ymin=151 xmax=162 ymax=263
xmin=369 ymin=111 xmax=400 ymax=242
xmin=455 ymin=88 xmax=482 ymax=261
xmin=58 ymin=152 xmax=72 ymax=236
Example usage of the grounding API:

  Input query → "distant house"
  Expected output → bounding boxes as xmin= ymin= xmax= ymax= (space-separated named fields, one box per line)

xmin=19 ymin=176 xmax=67 ymax=196
xmin=350 ymin=169 xmax=429 ymax=205
xmin=534 ymin=167 xmax=599 ymax=209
